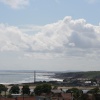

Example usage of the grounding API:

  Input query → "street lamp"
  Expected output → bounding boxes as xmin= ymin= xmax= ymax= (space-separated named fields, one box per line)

xmin=70 ymin=91 xmax=73 ymax=100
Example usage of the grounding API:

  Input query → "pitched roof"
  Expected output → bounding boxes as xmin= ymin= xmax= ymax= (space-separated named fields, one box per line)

xmin=61 ymin=93 xmax=72 ymax=100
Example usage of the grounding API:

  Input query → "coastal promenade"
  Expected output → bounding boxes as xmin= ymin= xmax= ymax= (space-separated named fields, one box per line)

xmin=5 ymin=83 xmax=94 ymax=90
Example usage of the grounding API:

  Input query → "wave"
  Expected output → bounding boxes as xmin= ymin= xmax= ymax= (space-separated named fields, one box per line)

xmin=0 ymin=71 xmax=63 ymax=84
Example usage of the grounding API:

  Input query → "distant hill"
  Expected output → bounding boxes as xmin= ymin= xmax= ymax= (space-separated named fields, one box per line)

xmin=54 ymin=71 xmax=100 ymax=79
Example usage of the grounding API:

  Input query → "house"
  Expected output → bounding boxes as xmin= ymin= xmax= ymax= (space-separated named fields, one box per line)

xmin=51 ymin=93 xmax=72 ymax=100
xmin=51 ymin=89 xmax=72 ymax=100
xmin=61 ymin=93 xmax=72 ymax=100
xmin=84 ymin=81 xmax=92 ymax=86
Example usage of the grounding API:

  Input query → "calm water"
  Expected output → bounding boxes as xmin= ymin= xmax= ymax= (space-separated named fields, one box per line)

xmin=0 ymin=70 xmax=63 ymax=84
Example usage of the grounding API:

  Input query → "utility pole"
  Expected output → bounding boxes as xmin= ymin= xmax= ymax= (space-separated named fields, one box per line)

xmin=34 ymin=71 xmax=36 ymax=83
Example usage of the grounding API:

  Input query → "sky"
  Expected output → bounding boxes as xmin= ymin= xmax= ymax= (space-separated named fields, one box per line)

xmin=0 ymin=0 xmax=100 ymax=71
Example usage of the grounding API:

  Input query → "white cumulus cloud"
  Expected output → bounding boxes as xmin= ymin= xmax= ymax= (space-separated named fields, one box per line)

xmin=0 ymin=0 xmax=29 ymax=9
xmin=0 ymin=16 xmax=100 ymax=59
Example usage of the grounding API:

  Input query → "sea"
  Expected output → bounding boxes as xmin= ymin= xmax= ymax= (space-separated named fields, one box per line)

xmin=0 ymin=70 xmax=63 ymax=84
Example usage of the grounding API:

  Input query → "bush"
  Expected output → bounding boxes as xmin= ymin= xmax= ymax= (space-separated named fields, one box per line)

xmin=9 ymin=85 xmax=20 ymax=94
xmin=22 ymin=85 xmax=30 ymax=95
xmin=34 ymin=83 xmax=52 ymax=95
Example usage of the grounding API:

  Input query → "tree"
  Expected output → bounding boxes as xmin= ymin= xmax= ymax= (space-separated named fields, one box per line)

xmin=0 ymin=84 xmax=5 ymax=95
xmin=81 ymin=94 xmax=89 ymax=100
xmin=3 ymin=86 xmax=8 ymax=97
xmin=52 ymin=85 xmax=58 ymax=89
xmin=0 ymin=84 xmax=8 ymax=96
xmin=88 ymin=87 xmax=100 ymax=100
xmin=66 ymin=88 xmax=83 ymax=100
xmin=22 ymin=85 xmax=30 ymax=95
xmin=88 ymin=87 xmax=99 ymax=94
xmin=9 ymin=85 xmax=20 ymax=94
xmin=34 ymin=83 xmax=52 ymax=95
xmin=34 ymin=85 xmax=42 ymax=95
